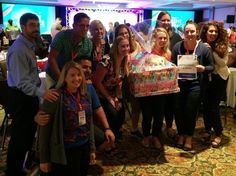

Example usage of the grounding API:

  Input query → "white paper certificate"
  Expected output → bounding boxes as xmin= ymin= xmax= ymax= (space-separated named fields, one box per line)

xmin=177 ymin=55 xmax=198 ymax=80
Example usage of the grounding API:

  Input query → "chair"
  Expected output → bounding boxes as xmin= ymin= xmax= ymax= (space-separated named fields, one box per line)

xmin=0 ymin=80 xmax=13 ymax=150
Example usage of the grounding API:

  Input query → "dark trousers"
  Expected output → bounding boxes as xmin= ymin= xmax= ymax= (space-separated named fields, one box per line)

xmin=203 ymin=74 xmax=227 ymax=136
xmin=6 ymin=88 xmax=39 ymax=176
xmin=100 ymin=98 xmax=125 ymax=137
xmin=164 ymin=93 xmax=176 ymax=128
xmin=175 ymin=90 xmax=201 ymax=136
xmin=40 ymin=142 xmax=90 ymax=176
xmin=140 ymin=95 xmax=165 ymax=137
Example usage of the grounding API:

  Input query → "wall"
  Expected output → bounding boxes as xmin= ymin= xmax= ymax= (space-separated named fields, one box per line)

xmin=204 ymin=6 xmax=236 ymax=28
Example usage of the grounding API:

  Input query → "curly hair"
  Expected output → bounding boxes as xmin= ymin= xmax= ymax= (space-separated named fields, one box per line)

xmin=200 ymin=21 xmax=229 ymax=58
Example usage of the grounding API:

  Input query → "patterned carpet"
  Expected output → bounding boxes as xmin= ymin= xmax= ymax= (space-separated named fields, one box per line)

xmin=1 ymin=107 xmax=236 ymax=176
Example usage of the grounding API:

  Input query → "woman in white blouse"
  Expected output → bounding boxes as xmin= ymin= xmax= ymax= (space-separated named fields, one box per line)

xmin=200 ymin=21 xmax=230 ymax=148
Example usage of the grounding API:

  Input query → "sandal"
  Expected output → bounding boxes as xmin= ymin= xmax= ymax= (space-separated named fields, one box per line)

xmin=153 ymin=137 xmax=163 ymax=150
xmin=142 ymin=137 xmax=150 ymax=148
xmin=212 ymin=136 xmax=222 ymax=148
xmin=183 ymin=136 xmax=193 ymax=151
xmin=176 ymin=135 xmax=184 ymax=149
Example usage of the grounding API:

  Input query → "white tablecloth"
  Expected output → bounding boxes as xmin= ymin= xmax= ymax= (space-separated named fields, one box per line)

xmin=227 ymin=67 xmax=236 ymax=108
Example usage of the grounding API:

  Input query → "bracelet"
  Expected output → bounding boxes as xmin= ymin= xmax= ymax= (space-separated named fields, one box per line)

xmin=104 ymin=128 xmax=111 ymax=132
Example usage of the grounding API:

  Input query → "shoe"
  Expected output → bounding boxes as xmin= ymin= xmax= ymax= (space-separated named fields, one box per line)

xmin=153 ymin=137 xmax=163 ymax=150
xmin=212 ymin=136 xmax=222 ymax=148
xmin=176 ymin=135 xmax=184 ymax=149
xmin=130 ymin=130 xmax=143 ymax=139
xmin=200 ymin=131 xmax=211 ymax=144
xmin=183 ymin=145 xmax=193 ymax=151
xmin=183 ymin=136 xmax=193 ymax=151
xmin=104 ymin=147 xmax=119 ymax=157
xmin=142 ymin=137 xmax=150 ymax=148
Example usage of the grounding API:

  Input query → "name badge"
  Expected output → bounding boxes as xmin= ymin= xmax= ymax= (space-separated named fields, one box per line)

xmin=78 ymin=110 xmax=86 ymax=126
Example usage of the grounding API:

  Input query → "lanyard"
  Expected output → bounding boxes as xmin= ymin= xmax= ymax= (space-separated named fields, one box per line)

xmin=185 ymin=40 xmax=200 ymax=55
xmin=66 ymin=88 xmax=82 ymax=110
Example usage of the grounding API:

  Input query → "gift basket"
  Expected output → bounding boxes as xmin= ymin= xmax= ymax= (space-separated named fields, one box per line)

xmin=128 ymin=21 xmax=179 ymax=97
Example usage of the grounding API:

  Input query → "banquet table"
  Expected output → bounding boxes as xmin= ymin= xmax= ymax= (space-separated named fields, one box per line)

xmin=227 ymin=67 xmax=236 ymax=108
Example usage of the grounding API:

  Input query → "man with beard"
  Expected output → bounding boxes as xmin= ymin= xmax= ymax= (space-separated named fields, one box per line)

xmin=6 ymin=13 xmax=59 ymax=176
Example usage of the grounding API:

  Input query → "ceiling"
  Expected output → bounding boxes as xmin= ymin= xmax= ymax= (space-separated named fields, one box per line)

xmin=1 ymin=0 xmax=236 ymax=10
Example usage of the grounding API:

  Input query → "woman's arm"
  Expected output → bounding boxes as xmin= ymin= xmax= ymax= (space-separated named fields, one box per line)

xmin=93 ymin=64 xmax=116 ymax=106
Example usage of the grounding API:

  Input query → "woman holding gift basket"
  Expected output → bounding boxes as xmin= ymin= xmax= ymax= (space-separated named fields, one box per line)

xmin=93 ymin=35 xmax=129 ymax=140
xmin=114 ymin=24 xmax=143 ymax=138
xmin=138 ymin=27 xmax=172 ymax=149
xmin=171 ymin=20 xmax=214 ymax=151
xmin=155 ymin=11 xmax=183 ymax=139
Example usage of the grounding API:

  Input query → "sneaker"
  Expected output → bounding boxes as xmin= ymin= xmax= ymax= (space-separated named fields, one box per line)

xmin=130 ymin=130 xmax=143 ymax=139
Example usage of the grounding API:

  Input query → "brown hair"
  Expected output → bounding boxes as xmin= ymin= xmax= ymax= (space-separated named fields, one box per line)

xmin=109 ymin=36 xmax=129 ymax=79
xmin=200 ymin=21 xmax=228 ymax=58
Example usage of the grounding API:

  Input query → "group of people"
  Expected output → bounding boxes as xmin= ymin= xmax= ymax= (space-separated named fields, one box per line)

xmin=4 ymin=10 xmax=230 ymax=176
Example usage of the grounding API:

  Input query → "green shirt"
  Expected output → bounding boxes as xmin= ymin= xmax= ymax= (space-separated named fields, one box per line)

xmin=45 ymin=29 xmax=92 ymax=81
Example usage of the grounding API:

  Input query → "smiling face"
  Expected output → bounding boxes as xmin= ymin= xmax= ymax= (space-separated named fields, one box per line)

xmin=73 ymin=17 xmax=90 ymax=38
xmin=155 ymin=31 xmax=168 ymax=48
xmin=206 ymin=25 xmax=218 ymax=43
xmin=118 ymin=38 xmax=130 ymax=56
xmin=158 ymin=14 xmax=171 ymax=30
xmin=91 ymin=23 xmax=104 ymax=39
xmin=118 ymin=27 xmax=130 ymax=39
xmin=65 ymin=67 xmax=83 ymax=92
xmin=184 ymin=24 xmax=198 ymax=42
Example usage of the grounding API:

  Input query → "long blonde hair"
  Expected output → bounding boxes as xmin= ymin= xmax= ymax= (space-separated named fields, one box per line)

xmin=152 ymin=27 xmax=170 ymax=58
xmin=109 ymin=35 xmax=129 ymax=79
xmin=56 ymin=61 xmax=87 ymax=96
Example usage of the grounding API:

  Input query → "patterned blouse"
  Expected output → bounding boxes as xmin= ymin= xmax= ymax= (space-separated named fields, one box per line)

xmin=62 ymin=88 xmax=92 ymax=148
xmin=98 ymin=56 xmax=126 ymax=99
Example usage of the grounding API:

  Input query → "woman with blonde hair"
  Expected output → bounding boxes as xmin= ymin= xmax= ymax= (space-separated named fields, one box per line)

xmin=39 ymin=61 xmax=96 ymax=176
xmin=152 ymin=27 xmax=171 ymax=60
xmin=89 ymin=20 xmax=110 ymax=71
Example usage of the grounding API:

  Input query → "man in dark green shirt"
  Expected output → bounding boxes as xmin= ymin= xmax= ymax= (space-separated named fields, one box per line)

xmin=45 ymin=13 xmax=92 ymax=88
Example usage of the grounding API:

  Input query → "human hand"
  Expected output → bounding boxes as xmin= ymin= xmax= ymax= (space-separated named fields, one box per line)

xmin=203 ymin=42 xmax=211 ymax=48
xmin=34 ymin=110 xmax=50 ymax=126
xmin=196 ymin=65 xmax=205 ymax=72
xmin=43 ymin=89 xmax=59 ymax=102
xmin=105 ymin=129 xmax=115 ymax=143
xmin=90 ymin=152 xmax=96 ymax=165
xmin=40 ymin=163 xmax=51 ymax=173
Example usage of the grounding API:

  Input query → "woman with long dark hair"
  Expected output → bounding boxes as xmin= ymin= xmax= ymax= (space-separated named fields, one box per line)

xmin=200 ymin=21 xmax=230 ymax=147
